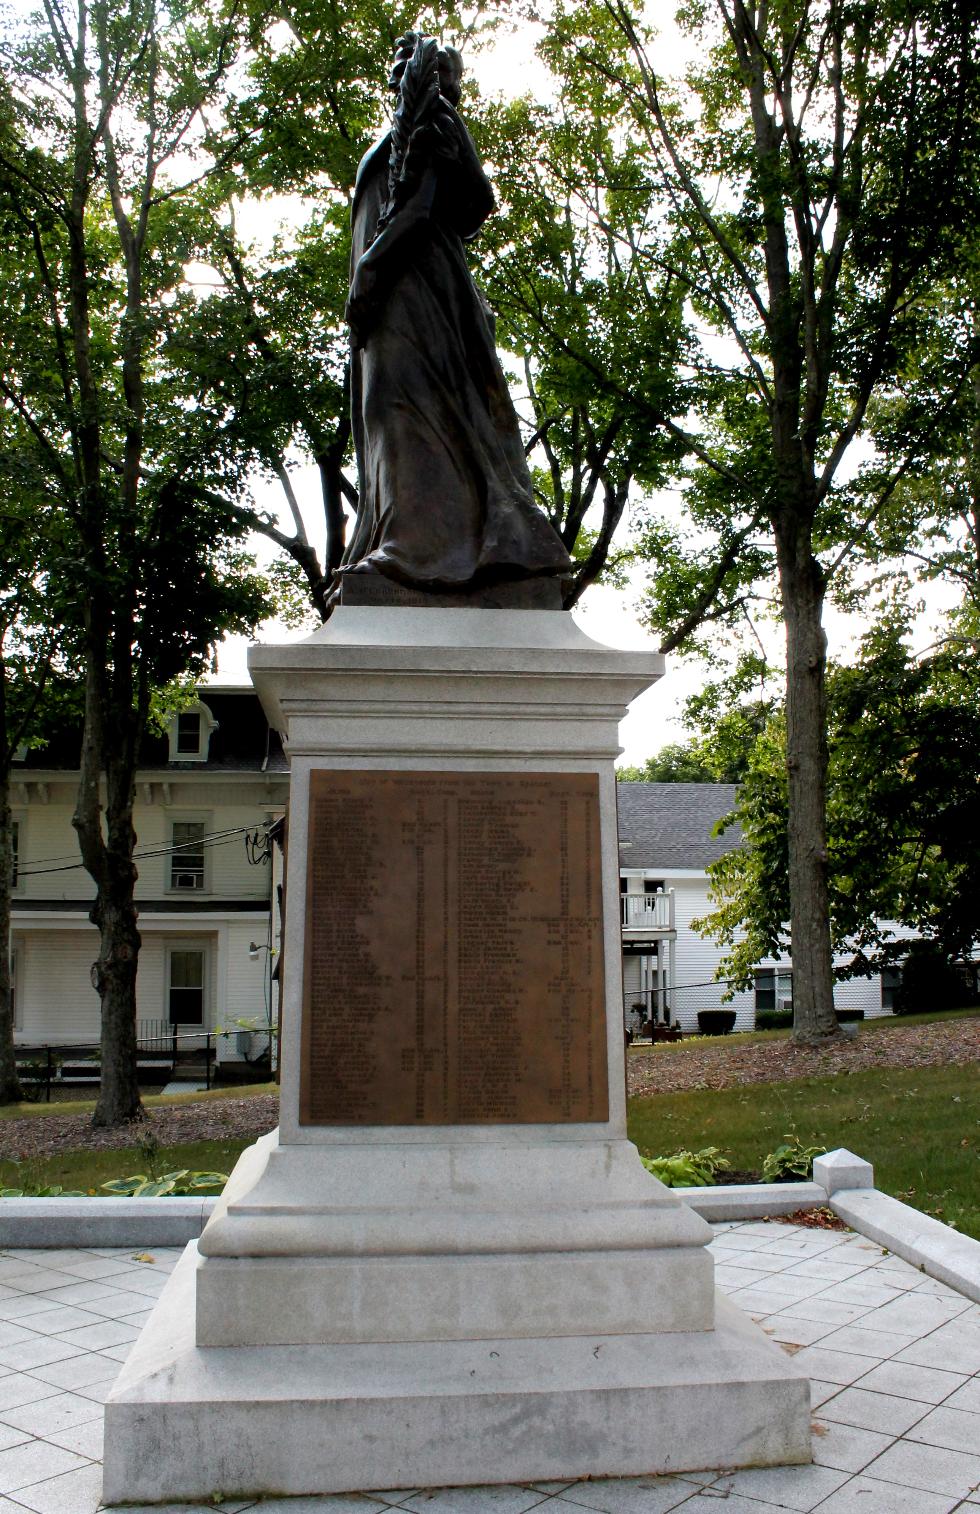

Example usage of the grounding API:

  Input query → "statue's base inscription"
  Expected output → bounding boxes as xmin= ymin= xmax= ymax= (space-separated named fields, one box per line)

xmin=300 ymin=770 xmax=608 ymax=1124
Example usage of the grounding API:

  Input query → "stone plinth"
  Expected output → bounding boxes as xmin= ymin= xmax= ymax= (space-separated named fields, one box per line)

xmin=103 ymin=608 xmax=810 ymax=1505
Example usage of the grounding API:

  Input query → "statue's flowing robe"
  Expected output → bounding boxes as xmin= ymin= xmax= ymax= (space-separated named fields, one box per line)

xmin=341 ymin=128 xmax=571 ymax=589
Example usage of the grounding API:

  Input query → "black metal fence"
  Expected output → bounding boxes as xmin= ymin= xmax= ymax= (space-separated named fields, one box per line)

xmin=14 ymin=1029 xmax=216 ymax=1103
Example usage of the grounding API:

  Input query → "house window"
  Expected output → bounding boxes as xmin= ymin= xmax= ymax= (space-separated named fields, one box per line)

xmin=881 ymin=965 xmax=902 ymax=1011
xmin=167 ymin=700 xmax=217 ymax=762
xmin=170 ymin=821 xmax=206 ymax=890
xmin=755 ymin=968 xmax=793 ymax=1013
xmin=167 ymin=947 xmax=206 ymax=1025
xmin=176 ymin=712 xmax=202 ymax=754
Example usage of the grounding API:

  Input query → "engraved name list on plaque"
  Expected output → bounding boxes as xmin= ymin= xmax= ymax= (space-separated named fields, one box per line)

xmin=300 ymin=769 xmax=608 ymax=1125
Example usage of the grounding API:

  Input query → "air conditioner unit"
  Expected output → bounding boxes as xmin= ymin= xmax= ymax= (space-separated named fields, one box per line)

xmin=173 ymin=871 xmax=203 ymax=889
xmin=778 ymin=997 xmax=793 ymax=1012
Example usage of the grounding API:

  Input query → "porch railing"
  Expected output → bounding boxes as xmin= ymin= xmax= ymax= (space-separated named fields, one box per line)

xmin=621 ymin=890 xmax=674 ymax=931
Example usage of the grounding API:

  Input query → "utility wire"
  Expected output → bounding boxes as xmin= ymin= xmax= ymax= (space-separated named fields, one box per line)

xmin=15 ymin=824 xmax=274 ymax=880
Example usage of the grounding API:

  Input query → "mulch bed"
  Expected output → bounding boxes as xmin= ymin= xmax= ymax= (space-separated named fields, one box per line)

xmin=628 ymin=1018 xmax=980 ymax=1098
xmin=0 ymin=1094 xmax=280 ymax=1164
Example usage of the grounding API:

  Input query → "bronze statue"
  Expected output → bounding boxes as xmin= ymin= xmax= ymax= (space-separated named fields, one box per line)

xmin=338 ymin=33 xmax=571 ymax=599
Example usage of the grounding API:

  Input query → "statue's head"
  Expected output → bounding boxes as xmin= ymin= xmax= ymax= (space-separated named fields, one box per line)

xmin=388 ymin=32 xmax=418 ymax=92
xmin=388 ymin=31 xmax=464 ymax=105
xmin=437 ymin=45 xmax=463 ymax=105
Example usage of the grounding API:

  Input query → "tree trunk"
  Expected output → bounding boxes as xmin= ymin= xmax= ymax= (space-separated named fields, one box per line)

xmin=775 ymin=515 xmax=839 ymax=1043
xmin=73 ymin=629 xmax=146 ymax=1126
xmin=90 ymin=883 xmax=143 ymax=1126
xmin=0 ymin=760 xmax=22 ymax=1104
xmin=88 ymin=704 xmax=145 ymax=1126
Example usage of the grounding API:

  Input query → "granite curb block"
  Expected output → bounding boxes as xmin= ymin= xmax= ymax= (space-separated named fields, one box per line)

xmin=830 ymin=1186 xmax=980 ymax=1304
xmin=675 ymin=1180 xmax=826 ymax=1220
xmin=0 ymin=1194 xmax=218 ymax=1246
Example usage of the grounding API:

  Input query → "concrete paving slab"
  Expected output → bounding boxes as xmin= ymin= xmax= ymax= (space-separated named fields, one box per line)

xmin=860 ymin=1437 xmax=980 ymax=1498
xmin=856 ymin=1359 xmax=968 ymax=1404
xmin=779 ymin=1345 xmax=880 ymax=1385
xmin=0 ymin=1439 xmax=88 ymax=1495
xmin=4 ymin=1458 xmax=104 ymax=1513
xmin=650 ymin=1494 xmax=776 ymax=1514
xmin=806 ymin=1472 xmax=960 ymax=1513
xmin=399 ymin=1489 xmax=549 ymax=1514
xmin=232 ymin=1500 xmax=388 ymax=1514
xmin=0 ymin=1388 xmax=102 ymax=1437
xmin=905 ymin=1403 xmax=980 ymax=1455
xmin=757 ymin=1313 xmax=834 ymax=1347
xmin=545 ymin=1477 xmax=697 ymax=1514
xmin=814 ymin=1322 xmax=920 ymax=1358
xmin=944 ymin=1377 xmax=980 ymax=1413
xmin=707 ymin=1461 xmax=850 ymax=1510
xmin=809 ymin=1419 xmax=895 ymax=1472
xmin=816 ymin=1384 xmax=931 ymax=1435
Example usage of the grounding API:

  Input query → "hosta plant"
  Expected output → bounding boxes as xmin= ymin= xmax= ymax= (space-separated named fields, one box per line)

xmin=762 ymin=1136 xmax=826 ymax=1183
xmin=101 ymin=1170 xmax=229 ymax=1197
xmin=640 ymin=1147 xmax=731 ymax=1187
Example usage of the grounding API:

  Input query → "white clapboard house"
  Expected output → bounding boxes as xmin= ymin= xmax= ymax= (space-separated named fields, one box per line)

xmin=617 ymin=782 xmax=899 ymax=1034
xmin=10 ymin=688 xmax=287 ymax=1079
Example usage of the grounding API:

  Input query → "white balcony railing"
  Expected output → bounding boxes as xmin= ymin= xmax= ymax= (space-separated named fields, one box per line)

xmin=620 ymin=890 xmax=674 ymax=932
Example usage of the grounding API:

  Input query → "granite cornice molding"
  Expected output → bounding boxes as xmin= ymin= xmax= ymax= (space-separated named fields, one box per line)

xmin=247 ymin=608 xmax=665 ymax=739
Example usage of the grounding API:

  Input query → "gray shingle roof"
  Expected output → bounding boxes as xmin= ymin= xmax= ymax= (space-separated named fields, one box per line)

xmin=616 ymin=782 xmax=742 ymax=871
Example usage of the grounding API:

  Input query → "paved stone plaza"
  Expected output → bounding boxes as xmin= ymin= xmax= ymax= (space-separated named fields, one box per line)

xmin=0 ymin=1218 xmax=977 ymax=1513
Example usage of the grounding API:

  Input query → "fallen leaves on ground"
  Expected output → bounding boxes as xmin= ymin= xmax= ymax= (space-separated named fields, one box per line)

xmin=774 ymin=1207 xmax=850 ymax=1231
xmin=628 ymin=1019 xmax=979 ymax=1099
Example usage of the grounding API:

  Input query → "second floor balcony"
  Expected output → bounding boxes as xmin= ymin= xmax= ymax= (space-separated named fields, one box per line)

xmin=621 ymin=889 xmax=675 ymax=934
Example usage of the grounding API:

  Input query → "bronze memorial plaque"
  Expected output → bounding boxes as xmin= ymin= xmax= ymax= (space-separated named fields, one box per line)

xmin=300 ymin=770 xmax=608 ymax=1124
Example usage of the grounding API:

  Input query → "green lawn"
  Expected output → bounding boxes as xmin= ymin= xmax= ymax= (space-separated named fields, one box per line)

xmin=0 ymin=1137 xmax=258 ymax=1195
xmin=628 ymin=1062 xmax=980 ymax=1240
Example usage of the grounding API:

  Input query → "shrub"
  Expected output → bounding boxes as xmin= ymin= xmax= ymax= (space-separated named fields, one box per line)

xmin=897 ymin=944 xmax=977 ymax=1014
xmin=640 ymin=1147 xmax=731 ymax=1187
xmin=755 ymin=1009 xmax=793 ymax=1030
xmin=697 ymin=1009 xmax=737 ymax=1035
xmin=835 ymin=1009 xmax=865 ymax=1023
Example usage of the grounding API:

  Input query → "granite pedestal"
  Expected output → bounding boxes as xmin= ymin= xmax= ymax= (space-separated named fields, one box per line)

xmin=103 ymin=608 xmax=810 ymax=1504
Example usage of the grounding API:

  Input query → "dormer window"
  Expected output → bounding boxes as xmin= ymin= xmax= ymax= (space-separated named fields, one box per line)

xmin=177 ymin=712 xmax=201 ymax=754
xmin=167 ymin=700 xmax=217 ymax=763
